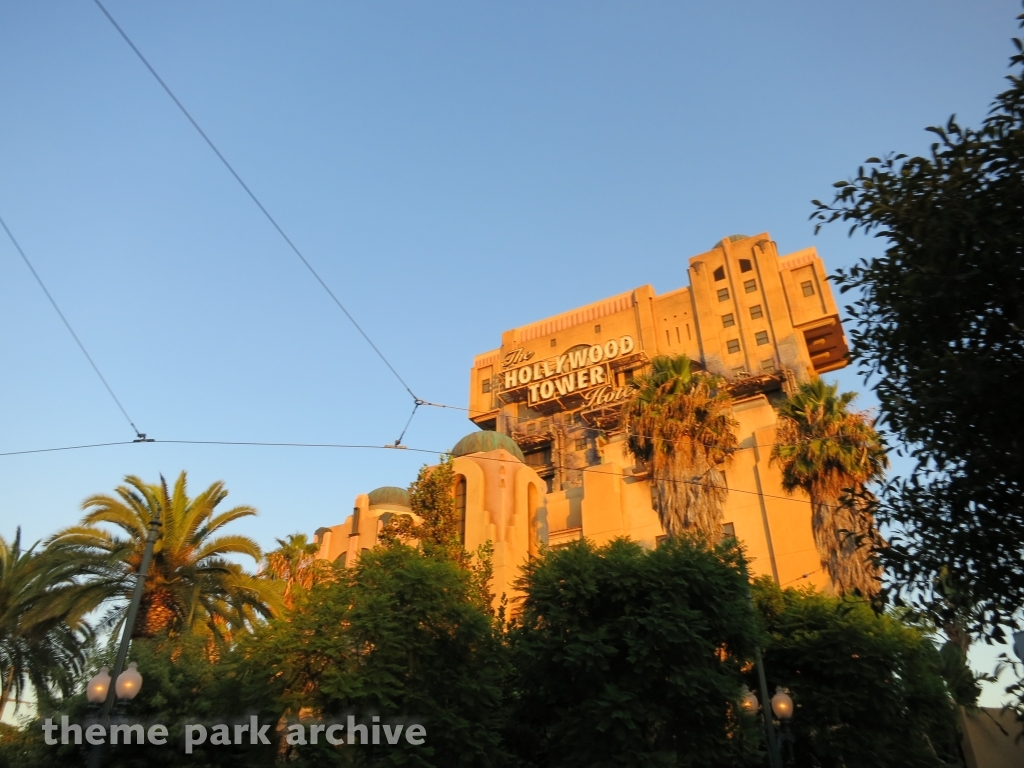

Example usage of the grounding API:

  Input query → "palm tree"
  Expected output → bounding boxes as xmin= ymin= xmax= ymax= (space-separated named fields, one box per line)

xmin=771 ymin=380 xmax=888 ymax=596
xmin=0 ymin=530 xmax=91 ymax=718
xmin=48 ymin=472 xmax=281 ymax=642
xmin=623 ymin=355 xmax=738 ymax=539
xmin=261 ymin=533 xmax=332 ymax=609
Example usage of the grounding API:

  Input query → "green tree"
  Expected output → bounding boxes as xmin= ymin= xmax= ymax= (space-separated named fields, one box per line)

xmin=48 ymin=472 xmax=281 ymax=643
xmin=771 ymin=380 xmax=888 ymax=597
xmin=0 ymin=531 xmax=91 ymax=719
xmin=234 ymin=545 xmax=509 ymax=767
xmin=752 ymin=578 xmax=960 ymax=768
xmin=623 ymin=355 xmax=738 ymax=539
xmin=507 ymin=536 xmax=761 ymax=768
xmin=261 ymin=533 xmax=333 ymax=610
xmin=380 ymin=456 xmax=494 ymax=608
xmin=811 ymin=6 xmax=1024 ymax=634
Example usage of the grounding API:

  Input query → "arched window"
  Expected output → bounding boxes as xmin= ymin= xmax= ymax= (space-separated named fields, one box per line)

xmin=713 ymin=266 xmax=726 ymax=281
xmin=454 ymin=475 xmax=467 ymax=544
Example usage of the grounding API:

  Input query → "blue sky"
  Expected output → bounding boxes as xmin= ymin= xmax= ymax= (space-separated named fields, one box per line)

xmin=2 ymin=1 xmax=1020 ymax=701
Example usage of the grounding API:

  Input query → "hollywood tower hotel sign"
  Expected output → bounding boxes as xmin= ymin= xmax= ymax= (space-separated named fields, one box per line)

xmin=316 ymin=234 xmax=850 ymax=604
xmin=501 ymin=334 xmax=637 ymax=409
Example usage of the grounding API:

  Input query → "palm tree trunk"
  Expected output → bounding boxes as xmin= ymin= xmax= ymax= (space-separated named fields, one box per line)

xmin=0 ymin=667 xmax=12 ymax=721
xmin=811 ymin=496 xmax=880 ymax=597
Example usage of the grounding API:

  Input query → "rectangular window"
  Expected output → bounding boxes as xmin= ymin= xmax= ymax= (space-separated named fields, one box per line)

xmin=760 ymin=358 xmax=776 ymax=371
xmin=755 ymin=331 xmax=770 ymax=346
xmin=722 ymin=313 xmax=735 ymax=328
xmin=722 ymin=522 xmax=736 ymax=539
xmin=727 ymin=339 xmax=741 ymax=354
xmin=527 ymin=422 xmax=536 ymax=435
xmin=551 ymin=338 xmax=558 ymax=346
xmin=525 ymin=448 xmax=551 ymax=467
xmin=801 ymin=280 xmax=815 ymax=297
xmin=739 ymin=259 xmax=753 ymax=273
xmin=594 ymin=324 xmax=601 ymax=333
xmin=481 ymin=379 xmax=491 ymax=393
xmin=744 ymin=279 xmax=757 ymax=293
xmin=749 ymin=304 xmax=764 ymax=320
xmin=575 ymin=438 xmax=588 ymax=451
xmin=717 ymin=288 xmax=730 ymax=302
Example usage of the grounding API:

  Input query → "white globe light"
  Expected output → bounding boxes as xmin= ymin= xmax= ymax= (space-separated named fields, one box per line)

xmin=739 ymin=684 xmax=759 ymax=714
xmin=86 ymin=666 xmax=111 ymax=704
xmin=115 ymin=662 xmax=143 ymax=700
xmin=771 ymin=687 xmax=794 ymax=721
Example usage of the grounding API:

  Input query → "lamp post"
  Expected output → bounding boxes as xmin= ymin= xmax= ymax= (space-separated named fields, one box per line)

xmin=87 ymin=507 xmax=160 ymax=767
xmin=771 ymin=687 xmax=795 ymax=764
xmin=739 ymin=685 xmax=795 ymax=767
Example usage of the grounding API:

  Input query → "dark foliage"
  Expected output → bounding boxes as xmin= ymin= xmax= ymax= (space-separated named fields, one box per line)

xmin=753 ymin=579 xmax=960 ymax=768
xmin=505 ymin=537 xmax=762 ymax=768
xmin=812 ymin=7 xmax=1024 ymax=636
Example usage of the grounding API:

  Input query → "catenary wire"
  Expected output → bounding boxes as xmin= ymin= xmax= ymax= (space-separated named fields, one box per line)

xmin=418 ymin=396 xmax=884 ymax=453
xmin=90 ymin=0 xmax=418 ymax=408
xmin=0 ymin=213 xmax=146 ymax=440
xmin=0 ymin=437 xmax=874 ymax=514
xmin=88 ymin=0 xmax=876 ymax=454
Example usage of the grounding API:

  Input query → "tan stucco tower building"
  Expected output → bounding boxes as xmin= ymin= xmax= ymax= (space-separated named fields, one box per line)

xmin=316 ymin=233 xmax=848 ymax=601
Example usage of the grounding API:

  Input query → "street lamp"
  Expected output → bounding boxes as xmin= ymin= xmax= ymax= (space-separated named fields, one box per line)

xmin=770 ymin=687 xmax=793 ymax=720
xmin=114 ymin=663 xmax=143 ymax=701
xmin=739 ymin=685 xmax=795 ymax=766
xmin=739 ymin=684 xmax=759 ymax=715
xmin=86 ymin=667 xmax=111 ymax=705
xmin=771 ymin=687 xmax=795 ymax=764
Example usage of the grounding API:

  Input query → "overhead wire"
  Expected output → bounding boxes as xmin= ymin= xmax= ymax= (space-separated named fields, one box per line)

xmin=0 ymin=213 xmax=148 ymax=441
xmin=0 ymin=436 xmax=872 ymax=514
xmin=90 ymin=0 xmax=420 ymax=446
xmin=87 ymin=0 xmax=881 ymax=455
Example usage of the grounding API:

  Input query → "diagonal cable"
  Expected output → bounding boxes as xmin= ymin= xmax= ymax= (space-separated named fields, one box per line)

xmin=90 ymin=0 xmax=418 ymax=403
xmin=0 ymin=213 xmax=146 ymax=440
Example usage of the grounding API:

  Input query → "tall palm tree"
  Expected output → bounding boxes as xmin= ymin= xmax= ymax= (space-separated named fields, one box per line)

xmin=0 ymin=530 xmax=91 ymax=718
xmin=48 ymin=472 xmax=281 ymax=642
xmin=261 ymin=533 xmax=332 ymax=609
xmin=623 ymin=355 xmax=739 ymax=539
xmin=772 ymin=380 xmax=888 ymax=596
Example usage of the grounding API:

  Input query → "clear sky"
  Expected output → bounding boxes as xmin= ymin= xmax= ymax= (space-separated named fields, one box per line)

xmin=2 ymin=1 xmax=1020 ymax=702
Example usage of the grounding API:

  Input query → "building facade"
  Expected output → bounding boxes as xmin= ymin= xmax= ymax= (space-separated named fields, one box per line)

xmin=316 ymin=233 xmax=848 ymax=601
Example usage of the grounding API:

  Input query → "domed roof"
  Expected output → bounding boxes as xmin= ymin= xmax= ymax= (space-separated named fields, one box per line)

xmin=451 ymin=431 xmax=525 ymax=462
xmin=715 ymin=234 xmax=750 ymax=248
xmin=367 ymin=486 xmax=411 ymax=507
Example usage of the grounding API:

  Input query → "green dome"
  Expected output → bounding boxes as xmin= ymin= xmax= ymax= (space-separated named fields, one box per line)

xmin=715 ymin=234 xmax=750 ymax=248
xmin=451 ymin=431 xmax=525 ymax=462
xmin=367 ymin=486 xmax=411 ymax=507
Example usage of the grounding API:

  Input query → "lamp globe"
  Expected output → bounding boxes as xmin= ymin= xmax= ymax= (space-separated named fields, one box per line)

xmin=86 ymin=667 xmax=111 ymax=704
xmin=115 ymin=662 xmax=143 ymax=700
xmin=739 ymin=684 xmax=759 ymax=714
xmin=770 ymin=687 xmax=794 ymax=721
